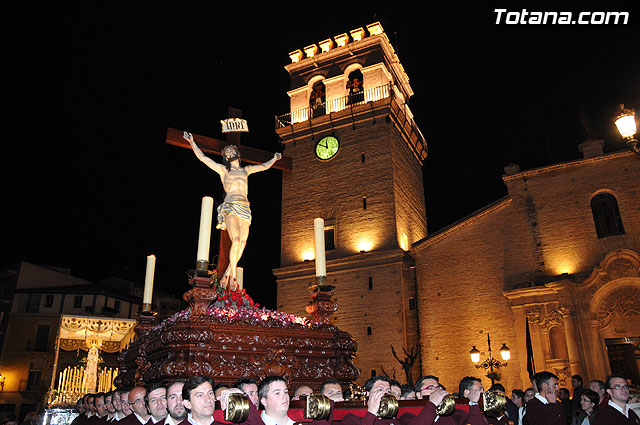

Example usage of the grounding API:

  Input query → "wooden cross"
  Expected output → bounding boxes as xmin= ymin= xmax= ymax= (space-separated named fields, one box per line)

xmin=165 ymin=110 xmax=292 ymax=172
xmin=165 ymin=107 xmax=292 ymax=277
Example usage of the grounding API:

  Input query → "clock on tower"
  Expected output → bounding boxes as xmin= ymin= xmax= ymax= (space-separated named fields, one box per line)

xmin=315 ymin=136 xmax=340 ymax=160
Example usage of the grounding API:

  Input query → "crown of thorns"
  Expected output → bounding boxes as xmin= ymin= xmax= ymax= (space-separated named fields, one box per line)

xmin=221 ymin=145 xmax=240 ymax=159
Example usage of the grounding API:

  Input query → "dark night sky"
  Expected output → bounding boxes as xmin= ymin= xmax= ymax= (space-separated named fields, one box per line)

xmin=4 ymin=3 xmax=639 ymax=310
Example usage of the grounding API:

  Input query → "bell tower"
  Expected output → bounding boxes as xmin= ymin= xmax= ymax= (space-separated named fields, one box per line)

xmin=273 ymin=22 xmax=428 ymax=384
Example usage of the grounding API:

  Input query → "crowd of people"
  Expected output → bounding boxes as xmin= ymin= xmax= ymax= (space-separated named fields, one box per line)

xmin=511 ymin=372 xmax=640 ymax=425
xmin=59 ymin=371 xmax=639 ymax=425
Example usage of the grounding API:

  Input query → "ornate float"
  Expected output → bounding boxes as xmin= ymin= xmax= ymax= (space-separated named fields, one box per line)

xmin=115 ymin=276 xmax=359 ymax=389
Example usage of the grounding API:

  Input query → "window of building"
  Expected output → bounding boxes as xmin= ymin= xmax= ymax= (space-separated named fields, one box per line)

xmin=310 ymin=81 xmax=326 ymax=118
xmin=74 ymin=295 xmax=83 ymax=308
xmin=347 ymin=70 xmax=364 ymax=105
xmin=26 ymin=371 xmax=42 ymax=391
xmin=19 ymin=404 xmax=37 ymax=420
xmin=324 ymin=219 xmax=336 ymax=251
xmin=370 ymin=369 xmax=377 ymax=378
xmin=34 ymin=325 xmax=50 ymax=352
xmin=362 ymin=197 xmax=367 ymax=210
xmin=27 ymin=294 xmax=40 ymax=313
xmin=368 ymin=277 xmax=373 ymax=290
xmin=0 ymin=404 xmax=16 ymax=416
xmin=409 ymin=297 xmax=417 ymax=310
xmin=45 ymin=295 xmax=54 ymax=308
xmin=591 ymin=193 xmax=625 ymax=238
xmin=324 ymin=228 xmax=335 ymax=251
xmin=367 ymin=326 xmax=372 ymax=335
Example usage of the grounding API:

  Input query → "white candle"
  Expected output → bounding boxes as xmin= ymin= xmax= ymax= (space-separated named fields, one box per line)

xmin=236 ymin=267 xmax=243 ymax=290
xmin=314 ymin=218 xmax=326 ymax=277
xmin=197 ymin=196 xmax=214 ymax=262
xmin=143 ymin=254 xmax=156 ymax=304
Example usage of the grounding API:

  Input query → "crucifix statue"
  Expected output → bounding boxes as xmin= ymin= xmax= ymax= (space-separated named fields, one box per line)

xmin=165 ymin=108 xmax=291 ymax=291
xmin=183 ymin=131 xmax=281 ymax=289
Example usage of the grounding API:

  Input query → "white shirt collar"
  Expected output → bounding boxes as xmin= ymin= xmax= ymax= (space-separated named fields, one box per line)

xmin=261 ymin=411 xmax=294 ymax=425
xmin=608 ymin=400 xmax=629 ymax=417
xmin=187 ymin=412 xmax=213 ymax=425
xmin=534 ymin=393 xmax=549 ymax=405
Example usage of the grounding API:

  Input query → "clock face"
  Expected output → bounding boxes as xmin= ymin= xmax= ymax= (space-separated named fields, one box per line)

xmin=315 ymin=136 xmax=340 ymax=160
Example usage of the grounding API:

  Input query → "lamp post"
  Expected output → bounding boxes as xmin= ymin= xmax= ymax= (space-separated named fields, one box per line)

xmin=614 ymin=104 xmax=639 ymax=155
xmin=469 ymin=333 xmax=510 ymax=386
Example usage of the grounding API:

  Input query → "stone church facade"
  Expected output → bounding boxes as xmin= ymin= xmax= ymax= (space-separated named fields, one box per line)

xmin=274 ymin=23 xmax=640 ymax=389
xmin=413 ymin=145 xmax=640 ymax=391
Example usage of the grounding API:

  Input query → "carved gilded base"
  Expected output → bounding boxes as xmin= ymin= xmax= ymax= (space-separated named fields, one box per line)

xmin=116 ymin=311 xmax=359 ymax=389
xmin=306 ymin=285 xmax=338 ymax=325
xmin=135 ymin=311 xmax=157 ymax=338
xmin=183 ymin=276 xmax=218 ymax=316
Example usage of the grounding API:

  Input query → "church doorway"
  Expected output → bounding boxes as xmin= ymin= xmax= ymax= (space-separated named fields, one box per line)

xmin=606 ymin=337 xmax=640 ymax=384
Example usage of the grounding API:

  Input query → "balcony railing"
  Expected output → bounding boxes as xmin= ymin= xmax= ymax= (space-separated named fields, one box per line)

xmin=275 ymin=84 xmax=392 ymax=128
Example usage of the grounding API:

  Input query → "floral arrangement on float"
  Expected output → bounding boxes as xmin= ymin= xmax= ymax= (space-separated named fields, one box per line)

xmin=151 ymin=273 xmax=327 ymax=333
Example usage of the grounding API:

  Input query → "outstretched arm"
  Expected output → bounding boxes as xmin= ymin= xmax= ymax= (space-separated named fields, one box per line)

xmin=183 ymin=131 xmax=226 ymax=176
xmin=245 ymin=152 xmax=282 ymax=175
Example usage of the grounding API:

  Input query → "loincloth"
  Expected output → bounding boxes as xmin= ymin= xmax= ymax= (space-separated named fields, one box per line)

xmin=216 ymin=200 xmax=252 ymax=230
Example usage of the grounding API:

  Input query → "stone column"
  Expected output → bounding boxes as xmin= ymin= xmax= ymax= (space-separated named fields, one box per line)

xmin=540 ymin=326 xmax=551 ymax=360
xmin=582 ymin=319 xmax=609 ymax=380
xmin=526 ymin=308 xmax=546 ymax=372
xmin=512 ymin=307 xmax=530 ymax=388
xmin=558 ymin=305 xmax=582 ymax=377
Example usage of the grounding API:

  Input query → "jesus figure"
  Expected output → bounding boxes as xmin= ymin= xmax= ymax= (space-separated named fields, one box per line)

xmin=183 ymin=131 xmax=282 ymax=290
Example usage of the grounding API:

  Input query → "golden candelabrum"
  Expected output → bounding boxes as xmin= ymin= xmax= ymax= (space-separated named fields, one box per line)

xmin=97 ymin=368 xmax=118 ymax=393
xmin=49 ymin=365 xmax=119 ymax=406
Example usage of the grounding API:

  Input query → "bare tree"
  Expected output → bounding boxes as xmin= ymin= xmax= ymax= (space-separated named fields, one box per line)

xmin=380 ymin=365 xmax=397 ymax=380
xmin=391 ymin=344 xmax=418 ymax=386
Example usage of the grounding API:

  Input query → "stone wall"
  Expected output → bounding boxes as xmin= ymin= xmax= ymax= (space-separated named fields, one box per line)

xmin=276 ymin=250 xmax=419 ymax=385
xmin=503 ymin=152 xmax=640 ymax=283
xmin=413 ymin=200 xmax=521 ymax=392
xmin=277 ymin=116 xmax=426 ymax=385
xmin=280 ymin=123 xmax=399 ymax=266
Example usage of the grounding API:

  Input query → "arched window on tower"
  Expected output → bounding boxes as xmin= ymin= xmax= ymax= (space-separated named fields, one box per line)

xmin=346 ymin=70 xmax=364 ymax=105
xmin=591 ymin=193 xmax=625 ymax=238
xmin=310 ymin=81 xmax=326 ymax=118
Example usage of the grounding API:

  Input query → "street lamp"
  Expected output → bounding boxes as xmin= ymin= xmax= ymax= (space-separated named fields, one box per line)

xmin=469 ymin=333 xmax=510 ymax=386
xmin=614 ymin=104 xmax=639 ymax=155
